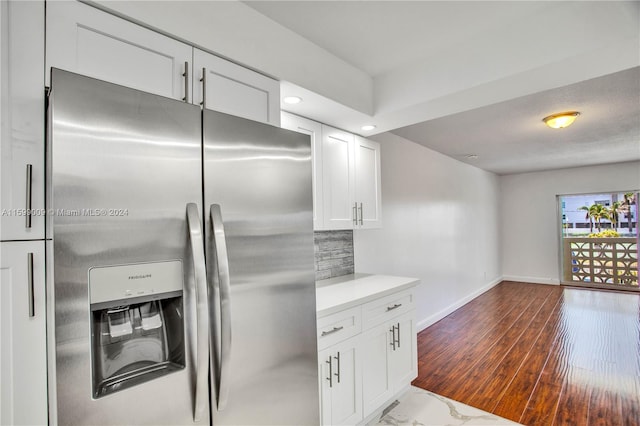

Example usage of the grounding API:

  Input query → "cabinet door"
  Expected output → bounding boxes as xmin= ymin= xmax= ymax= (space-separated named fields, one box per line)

xmin=321 ymin=126 xmax=355 ymax=230
xmin=46 ymin=1 xmax=192 ymax=101
xmin=318 ymin=348 xmax=333 ymax=426
xmin=281 ymin=112 xmax=323 ymax=229
xmin=318 ymin=339 xmax=362 ymax=426
xmin=0 ymin=241 xmax=47 ymax=425
xmin=361 ymin=323 xmax=393 ymax=417
xmin=194 ymin=49 xmax=280 ymax=126
xmin=354 ymin=136 xmax=382 ymax=229
xmin=0 ymin=0 xmax=45 ymax=241
xmin=388 ymin=311 xmax=417 ymax=392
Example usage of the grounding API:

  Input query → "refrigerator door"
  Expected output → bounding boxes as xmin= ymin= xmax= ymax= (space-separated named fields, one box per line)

xmin=48 ymin=69 xmax=209 ymax=425
xmin=203 ymin=110 xmax=320 ymax=425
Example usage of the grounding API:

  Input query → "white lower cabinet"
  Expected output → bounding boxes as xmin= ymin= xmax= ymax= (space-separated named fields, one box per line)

xmin=361 ymin=311 xmax=416 ymax=417
xmin=317 ymin=285 xmax=417 ymax=425
xmin=0 ymin=241 xmax=47 ymax=426
xmin=319 ymin=338 xmax=362 ymax=426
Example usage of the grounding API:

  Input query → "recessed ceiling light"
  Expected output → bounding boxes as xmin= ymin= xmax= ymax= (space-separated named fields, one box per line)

xmin=542 ymin=111 xmax=580 ymax=129
xmin=361 ymin=125 xmax=376 ymax=131
xmin=466 ymin=154 xmax=479 ymax=160
xmin=283 ymin=96 xmax=302 ymax=105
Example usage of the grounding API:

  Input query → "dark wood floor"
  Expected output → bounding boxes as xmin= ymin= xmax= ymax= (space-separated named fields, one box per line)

xmin=412 ymin=281 xmax=640 ymax=426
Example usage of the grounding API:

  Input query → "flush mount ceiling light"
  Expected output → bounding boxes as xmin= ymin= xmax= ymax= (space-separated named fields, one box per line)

xmin=542 ymin=111 xmax=580 ymax=129
xmin=361 ymin=124 xmax=376 ymax=131
xmin=283 ymin=96 xmax=302 ymax=105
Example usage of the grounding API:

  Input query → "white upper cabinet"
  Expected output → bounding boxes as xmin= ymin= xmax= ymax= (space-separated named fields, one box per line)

xmin=46 ymin=1 xmax=192 ymax=102
xmin=281 ymin=112 xmax=323 ymax=229
xmin=194 ymin=49 xmax=280 ymax=126
xmin=283 ymin=117 xmax=383 ymax=231
xmin=321 ymin=125 xmax=356 ymax=230
xmin=0 ymin=0 xmax=45 ymax=241
xmin=321 ymin=127 xmax=382 ymax=230
xmin=354 ymin=136 xmax=382 ymax=229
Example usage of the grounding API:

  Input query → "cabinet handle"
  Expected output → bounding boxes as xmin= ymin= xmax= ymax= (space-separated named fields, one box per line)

xmin=386 ymin=303 xmax=402 ymax=312
xmin=25 ymin=164 xmax=32 ymax=228
xmin=395 ymin=323 xmax=400 ymax=348
xmin=182 ymin=61 xmax=189 ymax=103
xmin=27 ymin=252 xmax=34 ymax=317
xmin=389 ymin=326 xmax=396 ymax=351
xmin=321 ymin=326 xmax=344 ymax=337
xmin=326 ymin=356 xmax=333 ymax=388
xmin=352 ymin=203 xmax=358 ymax=226
xmin=200 ymin=67 xmax=206 ymax=107
xmin=358 ymin=202 xmax=363 ymax=225
xmin=334 ymin=351 xmax=341 ymax=384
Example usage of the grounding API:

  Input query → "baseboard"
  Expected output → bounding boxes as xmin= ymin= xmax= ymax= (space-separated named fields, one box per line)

xmin=502 ymin=275 xmax=560 ymax=286
xmin=416 ymin=277 xmax=503 ymax=332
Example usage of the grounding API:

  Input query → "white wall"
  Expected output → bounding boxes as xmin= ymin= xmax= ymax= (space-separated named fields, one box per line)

xmin=353 ymin=132 xmax=502 ymax=331
xmin=500 ymin=161 xmax=640 ymax=284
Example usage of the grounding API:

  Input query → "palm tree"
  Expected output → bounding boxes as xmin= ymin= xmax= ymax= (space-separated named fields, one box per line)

xmin=592 ymin=204 xmax=611 ymax=233
xmin=579 ymin=205 xmax=594 ymax=233
xmin=608 ymin=201 xmax=623 ymax=231
xmin=622 ymin=192 xmax=636 ymax=234
xmin=581 ymin=203 xmax=610 ymax=233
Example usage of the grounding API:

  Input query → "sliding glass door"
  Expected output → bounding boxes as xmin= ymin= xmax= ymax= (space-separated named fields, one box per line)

xmin=559 ymin=191 xmax=639 ymax=291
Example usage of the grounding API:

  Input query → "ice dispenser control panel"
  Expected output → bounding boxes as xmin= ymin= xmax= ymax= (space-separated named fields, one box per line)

xmin=89 ymin=261 xmax=185 ymax=398
xmin=89 ymin=260 xmax=183 ymax=306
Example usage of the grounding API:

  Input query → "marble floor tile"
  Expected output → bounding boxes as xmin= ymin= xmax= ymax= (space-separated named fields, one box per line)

xmin=372 ymin=387 xmax=522 ymax=426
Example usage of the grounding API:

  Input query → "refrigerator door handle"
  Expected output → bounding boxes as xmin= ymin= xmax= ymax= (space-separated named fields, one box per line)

xmin=186 ymin=203 xmax=209 ymax=422
xmin=210 ymin=204 xmax=232 ymax=410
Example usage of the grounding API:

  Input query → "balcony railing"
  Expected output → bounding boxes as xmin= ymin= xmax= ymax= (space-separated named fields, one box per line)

xmin=563 ymin=237 xmax=638 ymax=290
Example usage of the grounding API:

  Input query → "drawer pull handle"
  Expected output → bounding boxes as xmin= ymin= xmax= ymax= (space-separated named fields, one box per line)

xmin=386 ymin=303 xmax=402 ymax=312
xmin=321 ymin=326 xmax=344 ymax=336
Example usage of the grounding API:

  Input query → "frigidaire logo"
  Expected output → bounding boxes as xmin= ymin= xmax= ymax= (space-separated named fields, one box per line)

xmin=128 ymin=274 xmax=152 ymax=280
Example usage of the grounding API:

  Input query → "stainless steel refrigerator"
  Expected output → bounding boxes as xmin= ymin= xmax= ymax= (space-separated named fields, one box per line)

xmin=46 ymin=69 xmax=319 ymax=425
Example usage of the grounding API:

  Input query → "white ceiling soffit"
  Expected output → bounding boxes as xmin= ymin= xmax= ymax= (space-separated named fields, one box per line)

xmin=246 ymin=2 xmax=640 ymax=167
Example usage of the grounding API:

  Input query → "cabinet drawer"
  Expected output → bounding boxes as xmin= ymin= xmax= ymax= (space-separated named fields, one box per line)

xmin=317 ymin=306 xmax=362 ymax=351
xmin=362 ymin=289 xmax=415 ymax=329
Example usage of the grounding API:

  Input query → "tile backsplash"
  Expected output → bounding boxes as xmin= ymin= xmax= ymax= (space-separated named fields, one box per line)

xmin=314 ymin=230 xmax=354 ymax=281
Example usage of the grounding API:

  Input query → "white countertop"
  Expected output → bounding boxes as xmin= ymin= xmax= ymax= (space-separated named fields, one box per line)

xmin=316 ymin=273 xmax=419 ymax=317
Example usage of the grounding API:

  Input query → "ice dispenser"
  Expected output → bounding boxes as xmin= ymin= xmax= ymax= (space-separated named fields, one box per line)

xmin=89 ymin=261 xmax=185 ymax=398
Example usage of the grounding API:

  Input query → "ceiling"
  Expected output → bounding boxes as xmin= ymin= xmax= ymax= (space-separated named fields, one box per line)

xmin=243 ymin=1 xmax=640 ymax=175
